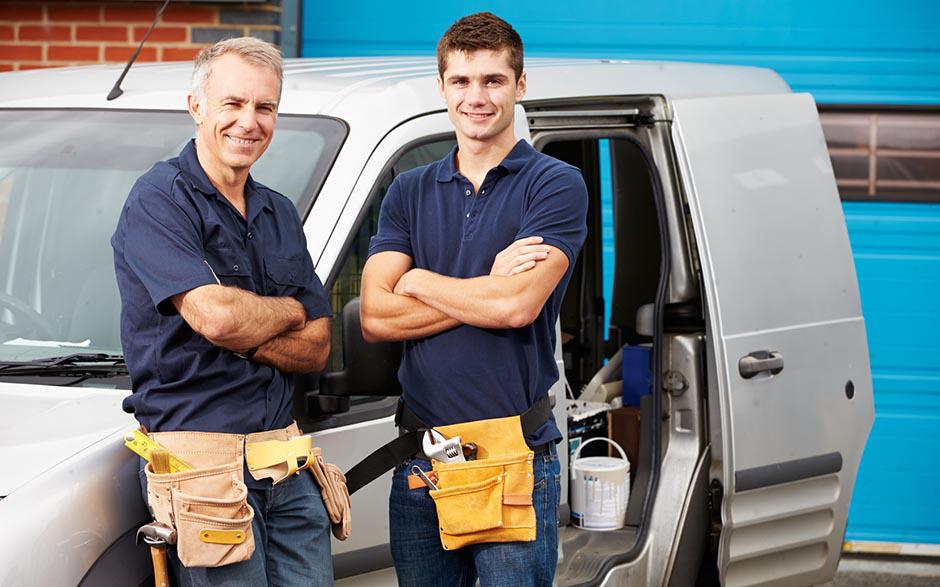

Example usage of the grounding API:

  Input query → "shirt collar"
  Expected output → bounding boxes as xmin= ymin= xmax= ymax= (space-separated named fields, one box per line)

xmin=435 ymin=139 xmax=534 ymax=183
xmin=178 ymin=139 xmax=273 ymax=215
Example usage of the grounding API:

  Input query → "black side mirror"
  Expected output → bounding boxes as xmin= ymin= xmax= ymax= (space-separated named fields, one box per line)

xmin=319 ymin=297 xmax=403 ymax=398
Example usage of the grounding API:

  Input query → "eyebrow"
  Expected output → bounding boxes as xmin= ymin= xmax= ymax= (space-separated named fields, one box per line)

xmin=221 ymin=96 xmax=278 ymax=108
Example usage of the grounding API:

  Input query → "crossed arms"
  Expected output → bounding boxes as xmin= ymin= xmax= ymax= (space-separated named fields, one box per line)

xmin=360 ymin=236 xmax=569 ymax=343
xmin=172 ymin=285 xmax=330 ymax=374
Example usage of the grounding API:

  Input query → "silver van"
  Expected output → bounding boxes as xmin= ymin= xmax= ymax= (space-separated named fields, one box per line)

xmin=0 ymin=57 xmax=874 ymax=586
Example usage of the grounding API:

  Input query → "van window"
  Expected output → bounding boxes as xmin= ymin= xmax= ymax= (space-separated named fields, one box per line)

xmin=326 ymin=136 xmax=456 ymax=372
xmin=0 ymin=110 xmax=345 ymax=366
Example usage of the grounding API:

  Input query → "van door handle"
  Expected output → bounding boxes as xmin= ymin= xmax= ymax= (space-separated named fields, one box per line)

xmin=739 ymin=351 xmax=784 ymax=379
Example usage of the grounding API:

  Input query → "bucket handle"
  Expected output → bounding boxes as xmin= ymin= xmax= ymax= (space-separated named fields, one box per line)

xmin=571 ymin=437 xmax=627 ymax=463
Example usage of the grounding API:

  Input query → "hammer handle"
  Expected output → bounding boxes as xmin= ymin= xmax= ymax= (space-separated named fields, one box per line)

xmin=150 ymin=546 xmax=170 ymax=587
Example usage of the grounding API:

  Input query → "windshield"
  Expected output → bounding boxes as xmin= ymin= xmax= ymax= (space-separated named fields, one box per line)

xmin=0 ymin=109 xmax=345 ymax=364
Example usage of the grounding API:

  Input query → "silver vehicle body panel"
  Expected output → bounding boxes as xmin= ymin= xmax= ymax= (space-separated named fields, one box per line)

xmin=0 ymin=58 xmax=871 ymax=586
xmin=671 ymin=93 xmax=875 ymax=586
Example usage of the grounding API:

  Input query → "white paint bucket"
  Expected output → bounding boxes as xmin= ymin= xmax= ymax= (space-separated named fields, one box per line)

xmin=570 ymin=437 xmax=630 ymax=531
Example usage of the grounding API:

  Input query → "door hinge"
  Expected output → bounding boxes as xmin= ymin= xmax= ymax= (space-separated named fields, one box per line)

xmin=707 ymin=478 xmax=723 ymax=553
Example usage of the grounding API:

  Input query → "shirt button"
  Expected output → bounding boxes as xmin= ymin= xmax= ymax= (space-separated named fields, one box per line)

xmin=247 ymin=232 xmax=253 ymax=240
xmin=465 ymin=189 xmax=471 ymax=196
xmin=481 ymin=189 xmax=486 ymax=195
xmin=466 ymin=213 xmax=470 ymax=218
xmin=233 ymin=265 xmax=239 ymax=272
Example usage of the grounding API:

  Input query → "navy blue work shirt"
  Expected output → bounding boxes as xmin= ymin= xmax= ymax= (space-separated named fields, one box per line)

xmin=368 ymin=139 xmax=588 ymax=446
xmin=112 ymin=139 xmax=331 ymax=436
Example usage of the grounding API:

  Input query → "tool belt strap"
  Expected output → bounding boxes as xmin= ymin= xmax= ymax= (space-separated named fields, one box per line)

xmin=344 ymin=393 xmax=552 ymax=496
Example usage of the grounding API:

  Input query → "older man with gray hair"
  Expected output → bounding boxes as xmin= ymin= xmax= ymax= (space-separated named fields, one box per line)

xmin=112 ymin=37 xmax=337 ymax=585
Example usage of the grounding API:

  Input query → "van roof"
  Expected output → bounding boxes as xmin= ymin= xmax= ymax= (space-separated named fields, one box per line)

xmin=0 ymin=57 xmax=790 ymax=119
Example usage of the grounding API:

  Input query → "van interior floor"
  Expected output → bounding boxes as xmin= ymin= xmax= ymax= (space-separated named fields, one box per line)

xmin=556 ymin=525 xmax=639 ymax=585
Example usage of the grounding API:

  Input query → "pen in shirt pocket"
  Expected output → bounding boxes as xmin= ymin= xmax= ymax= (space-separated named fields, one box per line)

xmin=204 ymin=260 xmax=222 ymax=285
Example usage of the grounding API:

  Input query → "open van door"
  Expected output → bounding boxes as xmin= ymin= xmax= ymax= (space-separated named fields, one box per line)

xmin=671 ymin=93 xmax=875 ymax=587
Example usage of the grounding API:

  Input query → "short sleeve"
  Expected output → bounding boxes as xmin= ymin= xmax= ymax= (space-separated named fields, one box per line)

xmin=367 ymin=177 xmax=413 ymax=258
xmin=515 ymin=167 xmax=589 ymax=265
xmin=294 ymin=236 xmax=333 ymax=321
xmin=119 ymin=179 xmax=217 ymax=315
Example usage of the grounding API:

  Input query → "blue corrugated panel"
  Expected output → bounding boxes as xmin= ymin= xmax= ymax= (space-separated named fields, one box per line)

xmin=843 ymin=201 xmax=940 ymax=545
xmin=300 ymin=0 xmax=940 ymax=104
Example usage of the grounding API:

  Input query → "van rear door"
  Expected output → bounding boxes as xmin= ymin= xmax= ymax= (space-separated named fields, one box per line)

xmin=670 ymin=93 xmax=875 ymax=587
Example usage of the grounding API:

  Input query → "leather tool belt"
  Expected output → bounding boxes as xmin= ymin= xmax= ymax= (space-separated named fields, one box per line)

xmin=424 ymin=414 xmax=537 ymax=550
xmin=144 ymin=422 xmax=350 ymax=568
xmin=343 ymin=395 xmax=553 ymax=550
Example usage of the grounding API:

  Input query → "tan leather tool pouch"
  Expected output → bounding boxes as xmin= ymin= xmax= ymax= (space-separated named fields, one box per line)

xmin=426 ymin=414 xmax=536 ymax=551
xmin=244 ymin=424 xmax=352 ymax=540
xmin=145 ymin=432 xmax=255 ymax=568
xmin=309 ymin=447 xmax=352 ymax=540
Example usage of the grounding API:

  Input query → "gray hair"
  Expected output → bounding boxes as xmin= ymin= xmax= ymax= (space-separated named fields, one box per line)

xmin=191 ymin=37 xmax=284 ymax=106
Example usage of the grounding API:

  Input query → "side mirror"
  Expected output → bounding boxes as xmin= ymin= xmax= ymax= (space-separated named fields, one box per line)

xmin=319 ymin=297 xmax=403 ymax=397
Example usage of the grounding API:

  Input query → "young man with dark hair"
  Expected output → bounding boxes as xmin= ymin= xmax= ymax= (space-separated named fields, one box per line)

xmin=360 ymin=12 xmax=588 ymax=586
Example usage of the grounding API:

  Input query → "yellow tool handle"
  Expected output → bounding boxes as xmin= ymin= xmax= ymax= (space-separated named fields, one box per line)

xmin=123 ymin=429 xmax=192 ymax=473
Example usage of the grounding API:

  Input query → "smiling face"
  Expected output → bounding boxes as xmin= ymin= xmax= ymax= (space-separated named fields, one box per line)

xmin=188 ymin=53 xmax=280 ymax=181
xmin=438 ymin=49 xmax=526 ymax=148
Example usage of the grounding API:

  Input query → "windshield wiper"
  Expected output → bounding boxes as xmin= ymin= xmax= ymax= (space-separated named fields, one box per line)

xmin=0 ymin=353 xmax=127 ymax=377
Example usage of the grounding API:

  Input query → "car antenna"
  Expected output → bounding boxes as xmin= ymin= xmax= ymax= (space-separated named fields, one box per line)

xmin=106 ymin=0 xmax=171 ymax=101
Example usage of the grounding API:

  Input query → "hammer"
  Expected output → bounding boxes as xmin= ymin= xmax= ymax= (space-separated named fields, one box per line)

xmin=136 ymin=523 xmax=176 ymax=587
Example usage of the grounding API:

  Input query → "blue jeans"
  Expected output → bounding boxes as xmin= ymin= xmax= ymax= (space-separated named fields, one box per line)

xmin=389 ymin=444 xmax=561 ymax=587
xmin=138 ymin=459 xmax=333 ymax=586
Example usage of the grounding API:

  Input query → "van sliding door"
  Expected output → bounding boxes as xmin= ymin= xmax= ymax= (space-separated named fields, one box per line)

xmin=671 ymin=93 xmax=874 ymax=587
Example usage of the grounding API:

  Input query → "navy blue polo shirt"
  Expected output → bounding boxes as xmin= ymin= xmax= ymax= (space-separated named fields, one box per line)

xmin=368 ymin=139 xmax=588 ymax=446
xmin=112 ymin=139 xmax=331 ymax=437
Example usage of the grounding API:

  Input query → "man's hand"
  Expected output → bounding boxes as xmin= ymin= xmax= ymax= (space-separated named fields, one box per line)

xmin=172 ymin=284 xmax=306 ymax=352
xmin=490 ymin=236 xmax=552 ymax=276
xmin=253 ymin=316 xmax=331 ymax=373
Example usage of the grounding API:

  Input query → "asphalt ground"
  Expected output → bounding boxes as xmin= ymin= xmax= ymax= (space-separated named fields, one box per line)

xmin=835 ymin=555 xmax=940 ymax=586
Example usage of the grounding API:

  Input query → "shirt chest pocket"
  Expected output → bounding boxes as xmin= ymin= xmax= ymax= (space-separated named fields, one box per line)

xmin=263 ymin=255 xmax=308 ymax=297
xmin=204 ymin=246 xmax=255 ymax=291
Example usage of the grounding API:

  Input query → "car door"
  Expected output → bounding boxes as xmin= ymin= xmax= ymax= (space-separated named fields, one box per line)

xmin=670 ymin=93 xmax=875 ymax=587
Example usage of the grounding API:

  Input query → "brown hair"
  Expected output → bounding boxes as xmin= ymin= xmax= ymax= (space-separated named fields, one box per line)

xmin=437 ymin=12 xmax=523 ymax=81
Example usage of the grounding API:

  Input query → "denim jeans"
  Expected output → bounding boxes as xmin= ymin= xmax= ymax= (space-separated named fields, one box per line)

xmin=138 ymin=459 xmax=333 ymax=586
xmin=389 ymin=444 xmax=561 ymax=587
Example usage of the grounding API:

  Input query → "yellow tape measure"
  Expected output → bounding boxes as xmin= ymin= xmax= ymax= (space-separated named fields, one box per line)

xmin=123 ymin=429 xmax=192 ymax=473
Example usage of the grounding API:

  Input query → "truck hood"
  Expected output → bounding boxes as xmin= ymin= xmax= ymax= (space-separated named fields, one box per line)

xmin=0 ymin=382 xmax=134 ymax=496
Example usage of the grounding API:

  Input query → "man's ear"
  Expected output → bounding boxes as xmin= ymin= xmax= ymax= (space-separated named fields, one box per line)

xmin=515 ymin=71 xmax=527 ymax=102
xmin=437 ymin=76 xmax=445 ymax=101
xmin=187 ymin=93 xmax=202 ymax=125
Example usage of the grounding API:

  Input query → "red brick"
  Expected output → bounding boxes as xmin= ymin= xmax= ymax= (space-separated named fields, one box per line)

xmin=163 ymin=6 xmax=216 ymax=24
xmin=48 ymin=45 xmax=99 ymax=62
xmin=76 ymin=25 xmax=127 ymax=42
xmin=162 ymin=47 xmax=203 ymax=61
xmin=0 ymin=64 xmax=14 ymax=72
xmin=0 ymin=26 xmax=13 ymax=41
xmin=48 ymin=6 xmax=101 ymax=23
xmin=0 ymin=5 xmax=43 ymax=21
xmin=0 ymin=45 xmax=42 ymax=60
xmin=18 ymin=64 xmax=59 ymax=71
xmin=134 ymin=25 xmax=187 ymax=43
xmin=104 ymin=6 xmax=157 ymax=22
xmin=19 ymin=25 xmax=71 ymax=42
xmin=104 ymin=45 xmax=157 ymax=63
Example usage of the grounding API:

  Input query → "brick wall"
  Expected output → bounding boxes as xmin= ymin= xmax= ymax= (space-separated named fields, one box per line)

xmin=0 ymin=1 xmax=282 ymax=72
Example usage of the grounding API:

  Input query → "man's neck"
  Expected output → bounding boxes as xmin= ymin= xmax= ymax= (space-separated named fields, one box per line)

xmin=455 ymin=132 xmax=518 ymax=191
xmin=195 ymin=142 xmax=249 ymax=216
